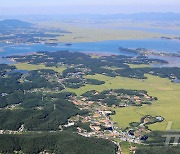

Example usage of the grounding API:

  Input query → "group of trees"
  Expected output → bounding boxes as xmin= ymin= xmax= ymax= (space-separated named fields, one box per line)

xmin=63 ymin=77 xmax=105 ymax=89
xmin=23 ymin=69 xmax=64 ymax=91
xmin=136 ymin=146 xmax=180 ymax=154
xmin=0 ymin=68 xmax=65 ymax=94
xmin=0 ymin=72 xmax=22 ymax=93
xmin=0 ymin=64 xmax=16 ymax=76
xmin=86 ymin=78 xmax=105 ymax=85
xmin=116 ymin=67 xmax=180 ymax=80
xmin=82 ymin=89 xmax=155 ymax=107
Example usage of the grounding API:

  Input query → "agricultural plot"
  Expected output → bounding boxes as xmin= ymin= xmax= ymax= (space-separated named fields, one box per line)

xmin=68 ymin=74 xmax=180 ymax=131
xmin=14 ymin=63 xmax=66 ymax=74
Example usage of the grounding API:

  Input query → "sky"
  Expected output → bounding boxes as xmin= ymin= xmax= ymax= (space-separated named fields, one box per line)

xmin=0 ymin=0 xmax=180 ymax=15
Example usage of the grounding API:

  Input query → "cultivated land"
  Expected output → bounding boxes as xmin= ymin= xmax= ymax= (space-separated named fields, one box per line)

xmin=14 ymin=63 xmax=67 ymax=74
xmin=120 ymin=141 xmax=131 ymax=154
xmin=128 ymin=64 xmax=152 ymax=68
xmin=68 ymin=73 xmax=180 ymax=131
xmin=40 ymin=22 xmax=168 ymax=43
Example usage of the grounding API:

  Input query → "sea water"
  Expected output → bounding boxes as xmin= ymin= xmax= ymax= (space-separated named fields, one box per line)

xmin=0 ymin=38 xmax=180 ymax=65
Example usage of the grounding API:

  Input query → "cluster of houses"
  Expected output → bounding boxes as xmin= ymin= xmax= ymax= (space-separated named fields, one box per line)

xmin=63 ymin=89 xmax=163 ymax=150
xmin=67 ymin=96 xmax=144 ymax=145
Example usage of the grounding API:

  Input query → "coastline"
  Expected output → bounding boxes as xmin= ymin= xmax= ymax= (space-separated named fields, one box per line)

xmin=86 ymin=52 xmax=117 ymax=57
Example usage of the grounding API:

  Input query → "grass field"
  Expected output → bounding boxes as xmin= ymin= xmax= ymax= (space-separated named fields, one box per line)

xmin=128 ymin=64 xmax=152 ymax=68
xmin=67 ymin=74 xmax=180 ymax=131
xmin=120 ymin=141 xmax=131 ymax=154
xmin=14 ymin=63 xmax=67 ymax=74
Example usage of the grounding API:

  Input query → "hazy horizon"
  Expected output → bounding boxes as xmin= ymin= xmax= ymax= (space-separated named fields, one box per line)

xmin=0 ymin=0 xmax=180 ymax=15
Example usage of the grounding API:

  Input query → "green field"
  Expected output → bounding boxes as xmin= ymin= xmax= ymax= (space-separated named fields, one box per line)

xmin=67 ymin=74 xmax=180 ymax=131
xmin=120 ymin=141 xmax=131 ymax=154
xmin=128 ymin=64 xmax=152 ymax=68
xmin=14 ymin=63 xmax=67 ymax=74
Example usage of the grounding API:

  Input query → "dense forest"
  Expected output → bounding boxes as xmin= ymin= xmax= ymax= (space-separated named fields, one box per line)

xmin=0 ymin=132 xmax=117 ymax=154
xmin=0 ymin=91 xmax=88 ymax=131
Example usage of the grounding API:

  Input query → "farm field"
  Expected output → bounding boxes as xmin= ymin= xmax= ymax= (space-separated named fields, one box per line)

xmin=14 ymin=63 xmax=67 ymax=74
xmin=120 ymin=141 xmax=130 ymax=154
xmin=68 ymin=74 xmax=180 ymax=131
xmin=128 ymin=64 xmax=152 ymax=68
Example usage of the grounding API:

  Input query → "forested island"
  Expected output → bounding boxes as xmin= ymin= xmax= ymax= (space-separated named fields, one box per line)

xmin=119 ymin=47 xmax=180 ymax=58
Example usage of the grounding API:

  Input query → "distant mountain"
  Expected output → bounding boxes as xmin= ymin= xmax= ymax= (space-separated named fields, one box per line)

xmin=0 ymin=19 xmax=33 ymax=29
xmin=110 ymin=12 xmax=180 ymax=21
xmin=55 ymin=12 xmax=180 ymax=22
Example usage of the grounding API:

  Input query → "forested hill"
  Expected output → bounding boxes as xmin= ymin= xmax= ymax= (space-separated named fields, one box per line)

xmin=0 ymin=19 xmax=33 ymax=29
xmin=0 ymin=63 xmax=117 ymax=153
xmin=0 ymin=132 xmax=117 ymax=154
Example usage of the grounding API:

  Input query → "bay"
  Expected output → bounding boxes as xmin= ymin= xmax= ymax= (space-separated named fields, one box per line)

xmin=0 ymin=38 xmax=180 ymax=66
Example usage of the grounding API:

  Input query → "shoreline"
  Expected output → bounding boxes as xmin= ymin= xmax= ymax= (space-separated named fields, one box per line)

xmin=86 ymin=52 xmax=117 ymax=57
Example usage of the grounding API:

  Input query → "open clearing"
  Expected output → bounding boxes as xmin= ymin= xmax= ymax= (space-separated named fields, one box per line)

xmin=68 ymin=74 xmax=180 ymax=131
xmin=14 ymin=63 xmax=67 ymax=74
